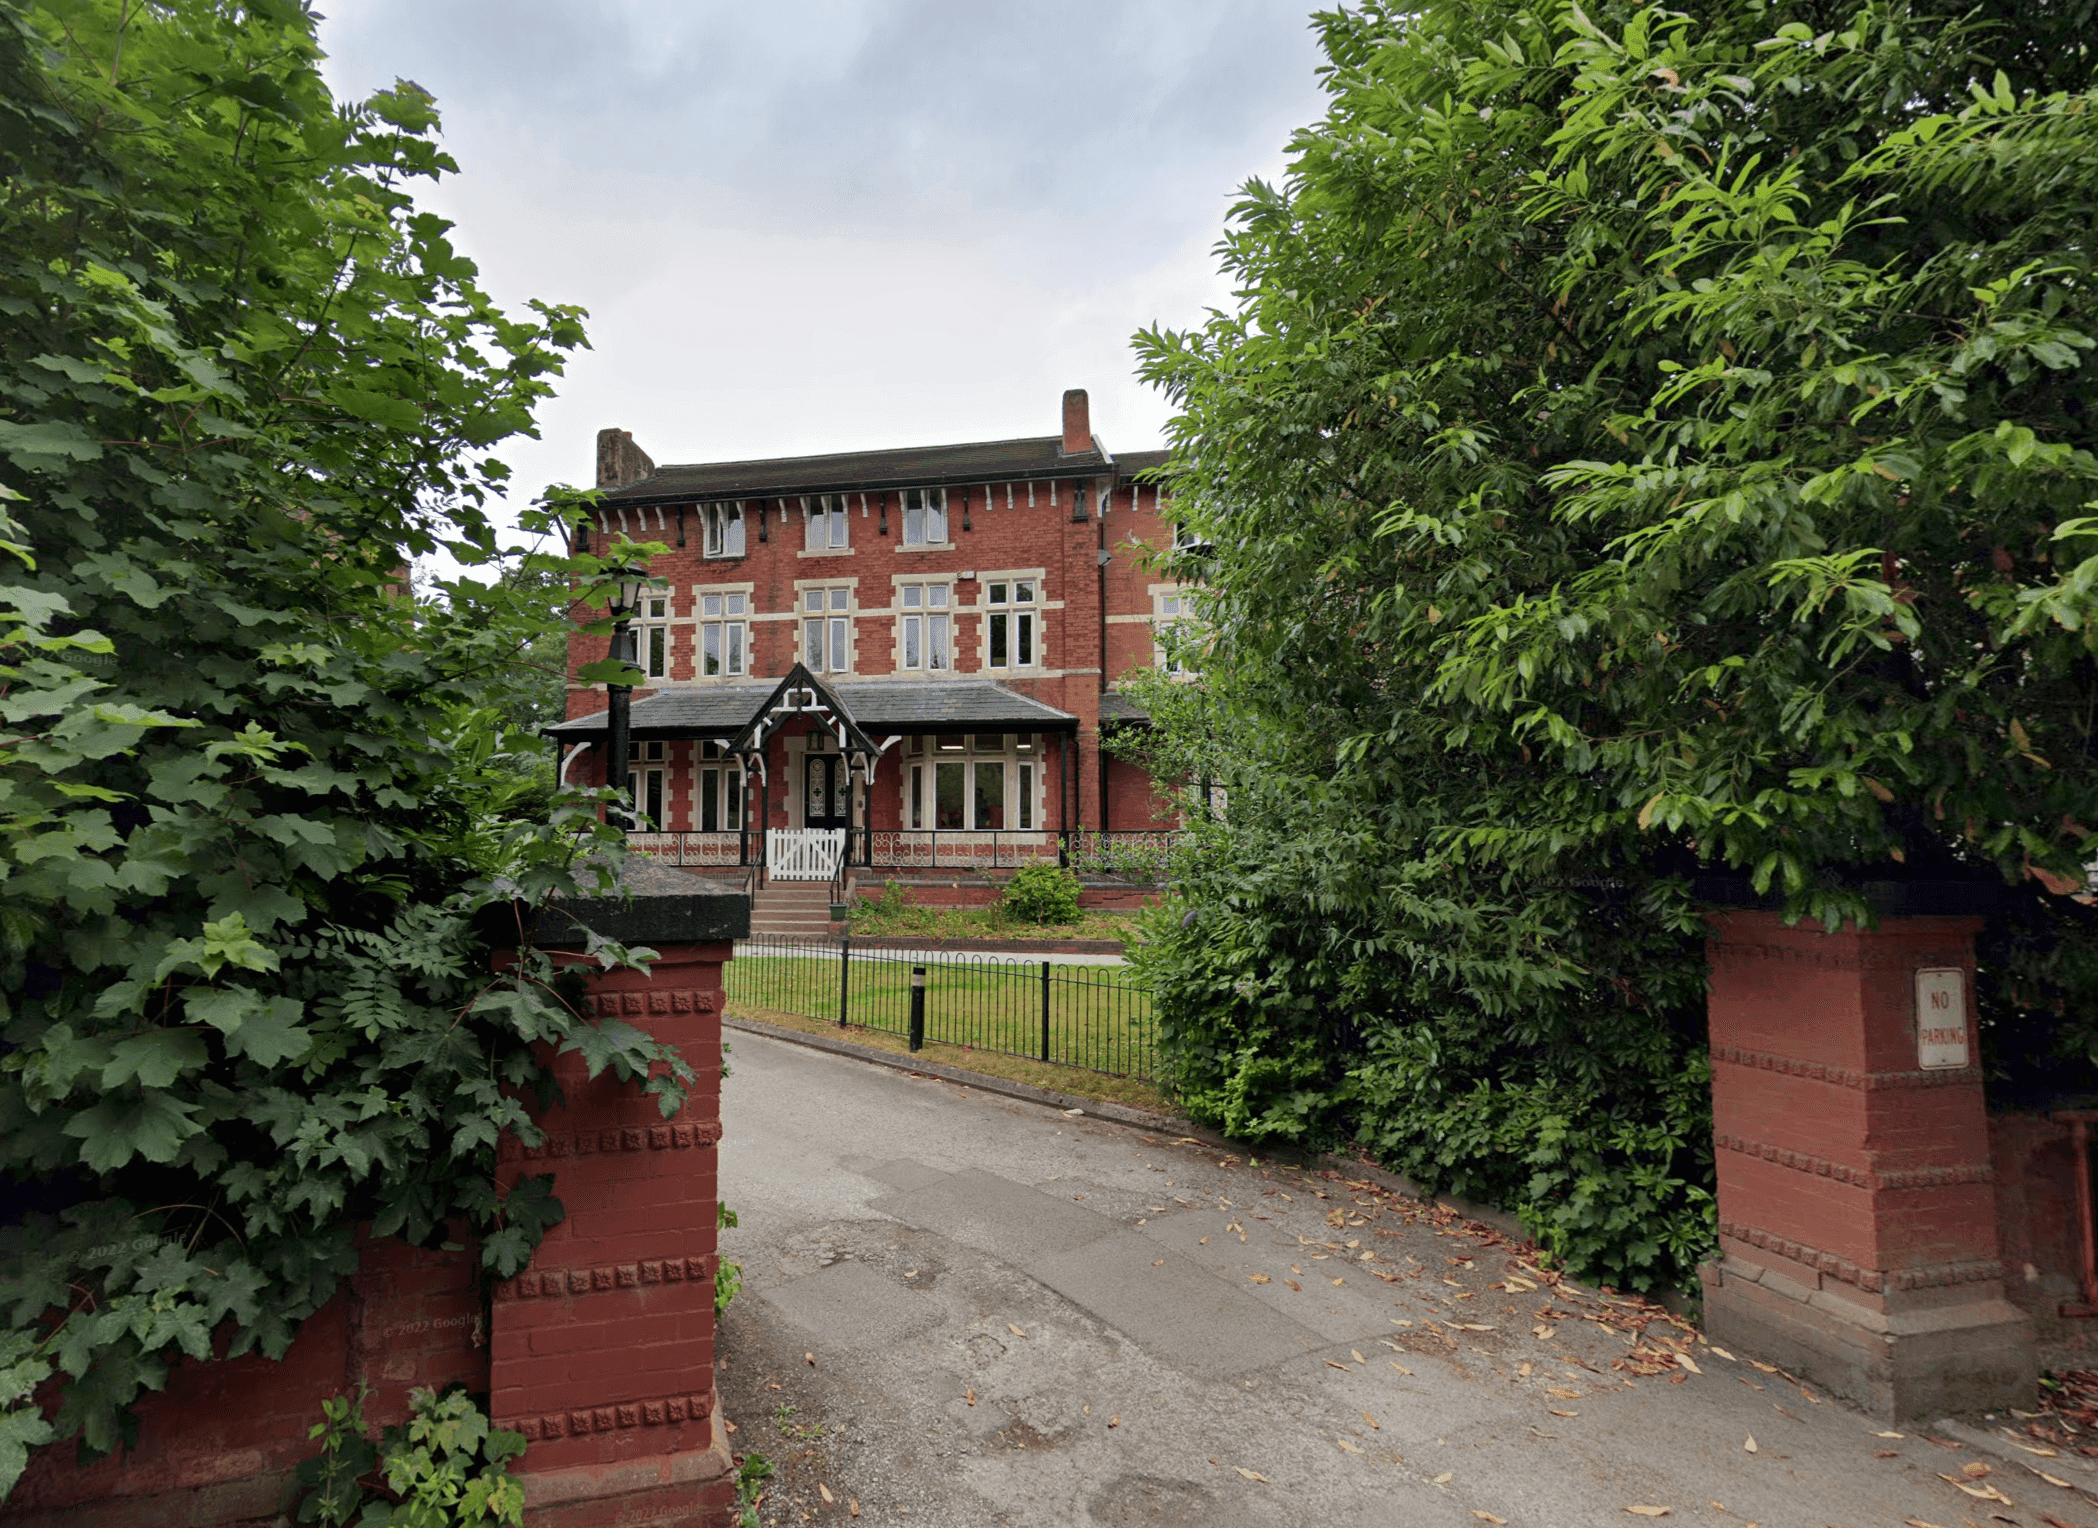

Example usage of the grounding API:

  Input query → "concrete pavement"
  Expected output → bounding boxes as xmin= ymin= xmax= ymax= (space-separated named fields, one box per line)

xmin=717 ymin=1029 xmax=2098 ymax=1526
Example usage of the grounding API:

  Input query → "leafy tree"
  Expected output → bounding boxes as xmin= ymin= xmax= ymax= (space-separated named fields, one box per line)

xmin=0 ymin=0 xmax=679 ymax=1493
xmin=1130 ymin=0 xmax=2098 ymax=1289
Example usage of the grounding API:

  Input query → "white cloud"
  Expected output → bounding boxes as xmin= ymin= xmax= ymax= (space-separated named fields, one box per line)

xmin=314 ymin=0 xmax=1328 ymax=537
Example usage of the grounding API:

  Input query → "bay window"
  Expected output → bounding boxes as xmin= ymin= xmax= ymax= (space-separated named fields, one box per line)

xmin=902 ymin=734 xmax=1040 ymax=830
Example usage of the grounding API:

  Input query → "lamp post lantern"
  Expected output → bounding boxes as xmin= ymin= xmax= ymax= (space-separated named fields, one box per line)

xmin=605 ymin=575 xmax=648 ymax=830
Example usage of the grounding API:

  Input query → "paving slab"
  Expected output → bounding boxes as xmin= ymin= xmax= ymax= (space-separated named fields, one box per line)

xmin=759 ymin=1259 xmax=944 ymax=1352
xmin=867 ymin=1166 xmax=1121 ymax=1266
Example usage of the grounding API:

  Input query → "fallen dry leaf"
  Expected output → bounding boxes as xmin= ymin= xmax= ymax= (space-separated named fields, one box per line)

xmin=965 ymin=1388 xmax=976 ymax=1407
xmin=1874 ymin=1450 xmax=1899 ymax=1459
xmin=1748 ymin=1360 xmax=1779 ymax=1374
xmin=1677 ymin=1353 xmax=1701 ymax=1375
xmin=1518 ymin=1362 xmax=1533 ymax=1378
xmin=805 ymin=1352 xmax=816 ymax=1366
xmin=1547 ymin=1386 xmax=1582 ymax=1400
xmin=819 ymin=1483 xmax=835 ymax=1504
xmin=1433 ymin=1471 xmax=1455 ymax=1484
xmin=1962 ymin=1462 xmax=1992 ymax=1478
xmin=1625 ymin=1508 xmax=1671 ymax=1518
xmin=1247 ymin=1273 xmax=1270 ymax=1284
xmin=1109 ymin=1414 xmax=1120 ymax=1428
xmin=724 ymin=1419 xmax=736 ymax=1434
xmin=1008 ymin=1323 xmax=1028 ymax=1338
xmin=1904 ymin=1519 xmax=1951 ymax=1528
xmin=2014 ymin=1441 xmax=2060 ymax=1456
xmin=1235 ymin=1467 xmax=1270 ymax=1484
xmin=1391 ymin=1318 xmax=1414 ymax=1327
xmin=1534 ymin=1325 xmax=1557 ymax=1339
xmin=1743 ymin=1436 xmax=1757 ymax=1454
xmin=1332 ymin=1277 xmax=1346 ymax=1286
xmin=1153 ymin=1259 xmax=1165 ymax=1267
xmin=1361 ymin=1409 xmax=1381 ymax=1430
xmin=1285 ymin=1279 xmax=1302 ymax=1290
xmin=1549 ymin=1408 xmax=1579 ymax=1418
xmin=1390 ymin=1361 xmax=1413 ymax=1375
xmin=850 ymin=1500 xmax=860 ymax=1519
xmin=1352 ymin=1349 xmax=1367 ymax=1364
xmin=1473 ymin=1514 xmax=1507 ymax=1525
xmin=1337 ymin=1438 xmax=1365 ymax=1455
xmin=2036 ymin=1470 xmax=2072 ymax=1488
xmin=1938 ymin=1472 xmax=2014 ymax=1506
xmin=1877 ymin=1430 xmax=1906 ymax=1439
xmin=1323 ymin=1359 xmax=1351 ymax=1371
xmin=1709 ymin=1347 xmax=1736 ymax=1361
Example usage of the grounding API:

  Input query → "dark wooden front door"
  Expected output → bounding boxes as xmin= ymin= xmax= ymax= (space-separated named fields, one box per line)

xmin=804 ymin=754 xmax=849 ymax=829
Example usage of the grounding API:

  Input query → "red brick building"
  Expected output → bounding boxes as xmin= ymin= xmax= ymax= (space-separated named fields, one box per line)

xmin=553 ymin=389 xmax=1186 ymax=886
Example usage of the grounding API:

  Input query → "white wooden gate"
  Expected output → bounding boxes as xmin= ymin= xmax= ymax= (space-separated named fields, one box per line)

xmin=767 ymin=827 xmax=845 ymax=882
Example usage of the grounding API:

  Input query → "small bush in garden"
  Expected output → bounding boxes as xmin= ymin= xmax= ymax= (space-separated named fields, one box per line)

xmin=1001 ymin=863 xmax=1083 ymax=925
xmin=297 ymin=1385 xmax=526 ymax=1527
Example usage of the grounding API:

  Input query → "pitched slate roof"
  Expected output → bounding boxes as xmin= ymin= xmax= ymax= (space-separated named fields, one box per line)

xmin=550 ymin=679 xmax=1077 ymax=739
xmin=601 ymin=434 xmax=1112 ymax=506
xmin=1116 ymin=448 xmax=1171 ymax=478
xmin=1097 ymin=691 xmax=1152 ymax=725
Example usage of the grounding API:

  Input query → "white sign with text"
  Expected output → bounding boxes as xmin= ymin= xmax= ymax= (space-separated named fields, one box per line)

xmin=1915 ymin=968 xmax=1969 ymax=1070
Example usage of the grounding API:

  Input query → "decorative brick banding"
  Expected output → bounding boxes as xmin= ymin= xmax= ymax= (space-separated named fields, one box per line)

xmin=494 ymin=1253 xmax=719 ymax=1302
xmin=514 ymin=1391 xmax=715 ymax=1441
xmin=499 ymin=1119 xmax=722 ymax=1160
xmin=1719 ymin=1217 xmax=2003 ymax=1294
xmin=1712 ymin=1133 xmax=1994 ymax=1191
xmin=1709 ymin=1043 xmax=1982 ymax=1091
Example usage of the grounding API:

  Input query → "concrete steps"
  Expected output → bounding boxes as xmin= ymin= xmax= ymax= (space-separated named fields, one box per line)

xmin=749 ymin=884 xmax=840 ymax=938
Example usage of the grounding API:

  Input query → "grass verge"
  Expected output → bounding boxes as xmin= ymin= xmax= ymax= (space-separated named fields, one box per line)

xmin=727 ymin=1002 xmax=1173 ymax=1115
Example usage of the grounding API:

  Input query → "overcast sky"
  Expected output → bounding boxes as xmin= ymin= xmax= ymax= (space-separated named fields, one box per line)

xmin=313 ymin=1 xmax=1331 ymax=534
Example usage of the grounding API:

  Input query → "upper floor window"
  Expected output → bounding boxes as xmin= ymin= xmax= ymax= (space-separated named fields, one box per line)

xmin=630 ymin=590 xmax=672 ymax=680
xmin=899 ymin=583 xmax=950 ymax=671
xmin=901 ymin=488 xmax=948 ymax=546
xmin=1156 ymin=589 xmax=1199 ymax=676
xmin=804 ymin=495 xmax=850 ymax=552
xmin=1172 ymin=520 xmax=1207 ymax=552
xmin=703 ymin=501 xmax=746 ymax=558
xmin=699 ymin=591 xmax=748 ymax=677
xmin=986 ymin=579 xmax=1036 ymax=669
xmin=803 ymin=587 xmax=852 ymax=673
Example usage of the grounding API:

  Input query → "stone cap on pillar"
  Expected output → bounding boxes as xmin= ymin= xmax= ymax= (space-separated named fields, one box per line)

xmin=1693 ymin=870 xmax=2002 ymax=919
xmin=480 ymin=857 xmax=751 ymax=949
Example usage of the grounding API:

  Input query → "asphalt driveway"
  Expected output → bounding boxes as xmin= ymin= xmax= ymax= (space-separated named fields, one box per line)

xmin=716 ymin=1029 xmax=2098 ymax=1527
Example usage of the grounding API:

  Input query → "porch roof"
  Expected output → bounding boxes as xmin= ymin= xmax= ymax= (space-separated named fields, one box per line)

xmin=549 ymin=679 xmax=1078 ymax=741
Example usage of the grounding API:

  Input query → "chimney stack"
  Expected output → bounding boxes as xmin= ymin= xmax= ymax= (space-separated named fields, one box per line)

xmin=595 ymin=427 xmax=656 ymax=490
xmin=1060 ymin=389 xmax=1090 ymax=456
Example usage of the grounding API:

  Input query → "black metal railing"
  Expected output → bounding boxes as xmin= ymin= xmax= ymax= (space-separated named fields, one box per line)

xmin=1059 ymin=829 xmax=1181 ymax=881
xmin=724 ymin=934 xmax=1156 ymax=1081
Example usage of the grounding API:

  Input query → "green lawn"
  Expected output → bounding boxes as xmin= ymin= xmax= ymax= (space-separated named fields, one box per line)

xmin=725 ymin=948 xmax=1156 ymax=1081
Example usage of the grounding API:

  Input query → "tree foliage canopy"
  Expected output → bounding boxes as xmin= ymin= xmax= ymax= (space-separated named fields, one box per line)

xmin=1129 ymin=0 xmax=2098 ymax=1291
xmin=0 ymin=0 xmax=675 ymax=1491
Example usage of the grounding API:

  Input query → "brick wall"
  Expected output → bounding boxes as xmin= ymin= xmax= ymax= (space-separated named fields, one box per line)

xmin=6 ymin=925 xmax=740 ymax=1528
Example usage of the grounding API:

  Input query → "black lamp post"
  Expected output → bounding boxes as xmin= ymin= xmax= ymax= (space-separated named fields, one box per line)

xmin=605 ymin=575 xmax=647 ymax=829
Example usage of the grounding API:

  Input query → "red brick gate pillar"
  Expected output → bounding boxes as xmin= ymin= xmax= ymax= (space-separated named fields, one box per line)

xmin=1701 ymin=908 xmax=2035 ymax=1419
xmin=489 ymin=888 xmax=747 ymax=1527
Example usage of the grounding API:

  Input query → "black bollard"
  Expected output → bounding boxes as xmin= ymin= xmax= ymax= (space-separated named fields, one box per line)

xmin=909 ymin=965 xmax=926 ymax=1052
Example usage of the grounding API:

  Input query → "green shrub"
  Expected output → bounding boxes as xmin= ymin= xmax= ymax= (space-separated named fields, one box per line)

xmin=297 ymin=1386 xmax=526 ymax=1527
xmin=1001 ymin=864 xmax=1083 ymax=926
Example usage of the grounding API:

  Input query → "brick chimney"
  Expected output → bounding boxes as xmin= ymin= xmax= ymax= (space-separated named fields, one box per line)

xmin=595 ymin=427 xmax=656 ymax=490
xmin=1060 ymin=389 xmax=1090 ymax=456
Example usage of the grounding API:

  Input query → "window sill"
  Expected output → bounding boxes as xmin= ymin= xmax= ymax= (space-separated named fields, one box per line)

xmin=894 ymin=543 xmax=957 ymax=554
xmin=796 ymin=547 xmax=854 ymax=558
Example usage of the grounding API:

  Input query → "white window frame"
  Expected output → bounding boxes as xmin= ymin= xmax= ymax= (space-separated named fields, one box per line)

xmin=628 ymin=739 xmax=667 ymax=829
xmin=694 ymin=741 xmax=744 ymax=833
xmin=1155 ymin=587 xmax=1199 ymax=677
xmin=801 ymin=586 xmax=853 ymax=674
xmin=702 ymin=501 xmax=747 ymax=558
xmin=900 ymin=487 xmax=948 ymax=547
xmin=803 ymin=494 xmax=850 ymax=552
xmin=901 ymin=733 xmax=1040 ymax=830
xmin=697 ymin=589 xmax=749 ymax=678
xmin=985 ymin=578 xmax=1038 ymax=670
xmin=898 ymin=582 xmax=951 ymax=672
xmin=630 ymin=588 xmax=673 ymax=680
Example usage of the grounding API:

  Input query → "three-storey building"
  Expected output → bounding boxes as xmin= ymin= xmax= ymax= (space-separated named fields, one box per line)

xmin=554 ymin=389 xmax=1185 ymax=884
